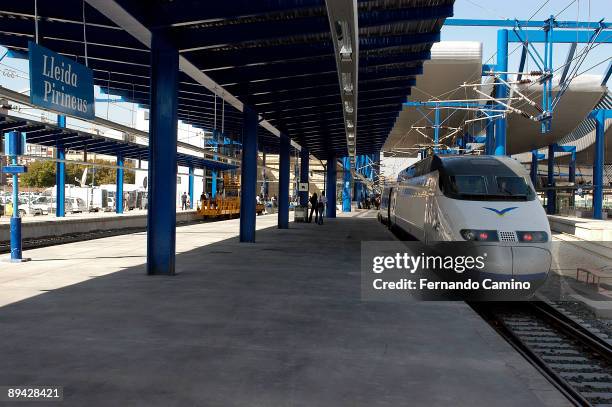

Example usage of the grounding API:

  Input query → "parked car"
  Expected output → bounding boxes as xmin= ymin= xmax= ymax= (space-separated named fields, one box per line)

xmin=30 ymin=195 xmax=52 ymax=215
xmin=3 ymin=198 xmax=43 ymax=217
xmin=49 ymin=198 xmax=74 ymax=214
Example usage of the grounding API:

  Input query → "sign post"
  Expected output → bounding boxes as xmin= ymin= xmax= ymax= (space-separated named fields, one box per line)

xmin=2 ymin=131 xmax=29 ymax=262
xmin=28 ymin=41 xmax=95 ymax=120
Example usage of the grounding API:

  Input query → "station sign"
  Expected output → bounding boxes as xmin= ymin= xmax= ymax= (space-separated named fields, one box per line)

xmin=28 ymin=42 xmax=95 ymax=120
xmin=298 ymin=182 xmax=309 ymax=192
xmin=2 ymin=165 xmax=27 ymax=175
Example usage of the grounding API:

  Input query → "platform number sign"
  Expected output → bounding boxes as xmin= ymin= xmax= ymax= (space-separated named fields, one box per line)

xmin=28 ymin=42 xmax=95 ymax=120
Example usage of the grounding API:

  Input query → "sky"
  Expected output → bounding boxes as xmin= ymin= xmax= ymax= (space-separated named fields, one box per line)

xmin=0 ymin=0 xmax=609 ymax=131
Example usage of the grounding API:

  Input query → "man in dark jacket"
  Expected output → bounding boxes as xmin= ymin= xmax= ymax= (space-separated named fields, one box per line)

xmin=308 ymin=192 xmax=318 ymax=223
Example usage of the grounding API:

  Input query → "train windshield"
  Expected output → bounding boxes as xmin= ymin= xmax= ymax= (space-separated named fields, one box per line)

xmin=448 ymin=176 xmax=487 ymax=195
xmin=496 ymin=176 xmax=532 ymax=196
xmin=443 ymin=175 xmax=535 ymax=201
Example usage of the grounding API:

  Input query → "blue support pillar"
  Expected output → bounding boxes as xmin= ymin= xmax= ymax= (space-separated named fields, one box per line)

xmin=147 ymin=30 xmax=179 ymax=275
xmin=569 ymin=151 xmax=576 ymax=184
xmin=116 ymin=153 xmax=124 ymax=214
xmin=239 ymin=106 xmax=258 ymax=242
xmin=494 ymin=29 xmax=509 ymax=156
xmin=188 ymin=165 xmax=194 ymax=209
xmin=211 ymin=129 xmax=218 ymax=198
xmin=5 ymin=131 xmax=25 ymax=261
xmin=55 ymin=146 xmax=65 ymax=217
xmin=299 ymin=148 xmax=309 ymax=206
xmin=278 ymin=133 xmax=290 ymax=229
xmin=547 ymin=144 xmax=556 ymax=214
xmin=342 ymin=156 xmax=352 ymax=212
xmin=326 ymin=154 xmax=337 ymax=218
xmin=593 ymin=110 xmax=605 ymax=219
xmin=10 ymin=153 xmax=21 ymax=260
xmin=485 ymin=117 xmax=495 ymax=155
xmin=530 ymin=150 xmax=539 ymax=186
xmin=261 ymin=149 xmax=268 ymax=198
xmin=56 ymin=115 xmax=66 ymax=217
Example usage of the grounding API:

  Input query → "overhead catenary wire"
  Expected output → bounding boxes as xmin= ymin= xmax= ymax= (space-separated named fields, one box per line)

xmin=34 ymin=0 xmax=39 ymax=44
xmin=82 ymin=0 xmax=89 ymax=67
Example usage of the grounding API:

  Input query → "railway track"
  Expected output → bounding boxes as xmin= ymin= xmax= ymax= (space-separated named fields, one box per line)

xmin=471 ymin=301 xmax=612 ymax=406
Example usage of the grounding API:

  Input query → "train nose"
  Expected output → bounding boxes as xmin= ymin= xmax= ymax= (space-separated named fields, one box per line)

xmin=468 ymin=245 xmax=551 ymax=281
xmin=511 ymin=246 xmax=552 ymax=280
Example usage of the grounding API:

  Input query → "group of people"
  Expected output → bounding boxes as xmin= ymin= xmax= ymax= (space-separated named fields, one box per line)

xmin=359 ymin=194 xmax=380 ymax=210
xmin=308 ymin=192 xmax=327 ymax=225
xmin=256 ymin=194 xmax=277 ymax=208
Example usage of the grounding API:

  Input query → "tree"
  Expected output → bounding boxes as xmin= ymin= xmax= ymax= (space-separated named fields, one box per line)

xmin=21 ymin=160 xmax=56 ymax=187
xmin=85 ymin=159 xmax=135 ymax=185
xmin=19 ymin=158 xmax=136 ymax=188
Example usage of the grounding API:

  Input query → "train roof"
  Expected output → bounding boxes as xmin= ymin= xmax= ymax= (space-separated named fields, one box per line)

xmin=399 ymin=155 xmax=527 ymax=180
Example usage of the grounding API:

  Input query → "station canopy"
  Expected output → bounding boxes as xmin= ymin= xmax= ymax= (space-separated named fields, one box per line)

xmin=0 ymin=0 xmax=453 ymax=158
xmin=0 ymin=113 xmax=237 ymax=171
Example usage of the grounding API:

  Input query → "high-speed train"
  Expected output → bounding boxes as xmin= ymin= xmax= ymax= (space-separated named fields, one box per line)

xmin=379 ymin=154 xmax=551 ymax=285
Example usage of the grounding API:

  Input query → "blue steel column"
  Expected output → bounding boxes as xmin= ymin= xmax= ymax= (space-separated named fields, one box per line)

xmin=342 ymin=156 xmax=352 ymax=212
xmin=569 ymin=151 xmax=576 ymax=184
xmin=188 ymin=165 xmax=194 ymax=209
xmin=485 ymin=117 xmax=495 ymax=155
xmin=547 ymin=144 xmax=556 ymax=214
xmin=530 ymin=150 xmax=538 ymax=186
xmin=240 ymin=106 xmax=258 ymax=242
xmin=211 ymin=129 xmax=218 ymax=198
xmin=7 ymin=131 xmax=22 ymax=261
xmin=278 ymin=133 xmax=290 ymax=229
xmin=56 ymin=115 xmax=66 ymax=217
xmin=354 ymin=155 xmax=363 ymax=205
xmin=494 ymin=29 xmax=509 ymax=156
xmin=10 ymin=157 xmax=21 ymax=260
xmin=147 ymin=31 xmax=179 ymax=275
xmin=593 ymin=110 xmax=605 ymax=219
xmin=116 ymin=153 xmax=124 ymax=214
xmin=299 ymin=148 xmax=309 ymax=206
xmin=326 ymin=154 xmax=337 ymax=218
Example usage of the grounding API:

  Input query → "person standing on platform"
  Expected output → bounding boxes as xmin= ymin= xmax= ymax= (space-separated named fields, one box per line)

xmin=308 ymin=192 xmax=318 ymax=223
xmin=181 ymin=191 xmax=188 ymax=210
xmin=318 ymin=192 xmax=327 ymax=225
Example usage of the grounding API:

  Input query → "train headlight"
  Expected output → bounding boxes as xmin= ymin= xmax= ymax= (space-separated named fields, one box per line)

xmin=516 ymin=231 xmax=548 ymax=243
xmin=460 ymin=229 xmax=499 ymax=242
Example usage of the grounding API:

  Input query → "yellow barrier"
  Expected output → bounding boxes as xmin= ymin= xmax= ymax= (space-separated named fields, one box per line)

xmin=197 ymin=197 xmax=240 ymax=218
xmin=196 ymin=198 xmax=266 ymax=218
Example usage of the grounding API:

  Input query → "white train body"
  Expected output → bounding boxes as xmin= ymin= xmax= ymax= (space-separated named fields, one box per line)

xmin=379 ymin=155 xmax=551 ymax=283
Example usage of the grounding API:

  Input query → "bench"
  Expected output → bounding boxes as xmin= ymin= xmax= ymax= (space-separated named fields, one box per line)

xmin=576 ymin=267 xmax=612 ymax=290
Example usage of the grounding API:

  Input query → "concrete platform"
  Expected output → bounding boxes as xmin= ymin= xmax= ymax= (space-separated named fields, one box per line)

xmin=0 ymin=213 xmax=569 ymax=406
xmin=0 ymin=209 xmax=200 ymax=242
xmin=548 ymin=214 xmax=612 ymax=240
